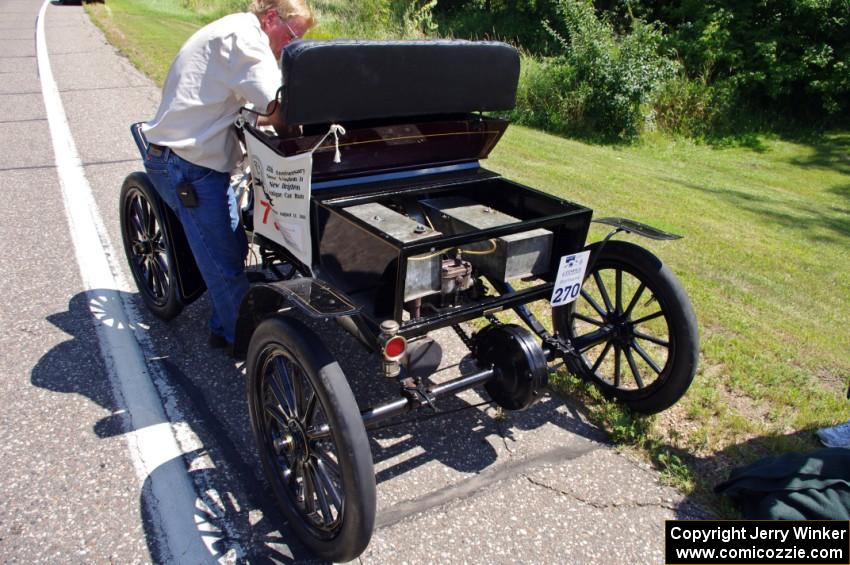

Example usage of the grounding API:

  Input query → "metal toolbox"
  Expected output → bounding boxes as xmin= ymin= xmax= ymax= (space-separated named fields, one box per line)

xmin=315 ymin=173 xmax=592 ymax=322
xmin=344 ymin=202 xmax=443 ymax=301
xmin=420 ymin=196 xmax=553 ymax=282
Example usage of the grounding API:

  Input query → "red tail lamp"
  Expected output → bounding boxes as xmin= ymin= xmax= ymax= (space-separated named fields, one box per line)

xmin=383 ymin=336 xmax=407 ymax=360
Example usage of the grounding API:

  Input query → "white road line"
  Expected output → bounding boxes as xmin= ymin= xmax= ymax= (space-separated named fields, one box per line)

xmin=35 ymin=2 xmax=221 ymax=562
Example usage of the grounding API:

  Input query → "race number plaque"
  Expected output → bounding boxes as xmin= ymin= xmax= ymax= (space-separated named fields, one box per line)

xmin=550 ymin=250 xmax=591 ymax=306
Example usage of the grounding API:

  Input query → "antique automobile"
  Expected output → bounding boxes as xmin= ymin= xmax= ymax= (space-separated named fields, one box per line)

xmin=119 ymin=40 xmax=699 ymax=562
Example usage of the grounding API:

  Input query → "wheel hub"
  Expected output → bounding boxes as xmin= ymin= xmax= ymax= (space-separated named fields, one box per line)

xmin=473 ymin=323 xmax=548 ymax=411
xmin=275 ymin=433 xmax=295 ymax=455
xmin=612 ymin=321 xmax=634 ymax=345
xmin=603 ymin=312 xmax=634 ymax=345
xmin=133 ymin=240 xmax=152 ymax=256
xmin=284 ymin=419 xmax=309 ymax=459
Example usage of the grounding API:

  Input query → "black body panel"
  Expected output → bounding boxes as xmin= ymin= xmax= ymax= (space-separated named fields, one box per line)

xmin=246 ymin=116 xmax=508 ymax=182
xmin=313 ymin=169 xmax=593 ymax=326
xmin=159 ymin=187 xmax=206 ymax=304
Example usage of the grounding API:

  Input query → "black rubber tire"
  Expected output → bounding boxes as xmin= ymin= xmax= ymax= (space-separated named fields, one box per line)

xmin=119 ymin=173 xmax=183 ymax=320
xmin=246 ymin=316 xmax=376 ymax=562
xmin=554 ymin=240 xmax=699 ymax=414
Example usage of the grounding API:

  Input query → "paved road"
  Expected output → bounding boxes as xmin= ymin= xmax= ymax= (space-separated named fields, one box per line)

xmin=0 ymin=1 xmax=705 ymax=563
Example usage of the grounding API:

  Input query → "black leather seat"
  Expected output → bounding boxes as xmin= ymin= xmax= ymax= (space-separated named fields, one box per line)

xmin=279 ymin=40 xmax=520 ymax=126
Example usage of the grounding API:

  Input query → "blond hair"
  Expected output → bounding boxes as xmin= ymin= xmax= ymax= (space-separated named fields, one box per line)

xmin=249 ymin=0 xmax=315 ymax=27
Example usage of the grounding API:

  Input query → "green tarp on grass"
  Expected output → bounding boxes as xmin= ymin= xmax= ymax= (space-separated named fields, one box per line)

xmin=716 ymin=448 xmax=850 ymax=520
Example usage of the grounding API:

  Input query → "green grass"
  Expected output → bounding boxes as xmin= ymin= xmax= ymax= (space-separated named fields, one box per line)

xmin=87 ymin=0 xmax=850 ymax=512
xmin=87 ymin=0 xmax=219 ymax=85
xmin=488 ymin=127 xmax=850 ymax=503
xmin=86 ymin=0 xmax=412 ymax=85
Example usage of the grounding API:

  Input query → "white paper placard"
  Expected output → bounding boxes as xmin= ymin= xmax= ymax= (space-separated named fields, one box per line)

xmin=244 ymin=130 xmax=313 ymax=268
xmin=550 ymin=250 xmax=591 ymax=306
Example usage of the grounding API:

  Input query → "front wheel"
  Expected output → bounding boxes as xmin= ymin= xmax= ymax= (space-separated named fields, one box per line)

xmin=247 ymin=316 xmax=376 ymax=562
xmin=554 ymin=240 xmax=699 ymax=414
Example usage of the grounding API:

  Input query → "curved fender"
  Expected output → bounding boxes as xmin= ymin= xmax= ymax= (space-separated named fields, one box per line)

xmin=160 ymin=199 xmax=206 ymax=304
xmin=593 ymin=217 xmax=682 ymax=240
xmin=233 ymin=278 xmax=360 ymax=357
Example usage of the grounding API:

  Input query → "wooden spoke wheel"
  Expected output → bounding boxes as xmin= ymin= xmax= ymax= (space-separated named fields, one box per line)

xmin=119 ymin=173 xmax=182 ymax=320
xmin=555 ymin=240 xmax=699 ymax=414
xmin=246 ymin=316 xmax=375 ymax=562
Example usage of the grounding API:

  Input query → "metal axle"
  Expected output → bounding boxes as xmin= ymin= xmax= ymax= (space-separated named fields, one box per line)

xmin=308 ymin=367 xmax=495 ymax=441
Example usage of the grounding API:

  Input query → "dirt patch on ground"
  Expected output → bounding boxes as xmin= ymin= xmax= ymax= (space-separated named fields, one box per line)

xmin=650 ymin=362 xmax=778 ymax=486
xmin=814 ymin=366 xmax=850 ymax=397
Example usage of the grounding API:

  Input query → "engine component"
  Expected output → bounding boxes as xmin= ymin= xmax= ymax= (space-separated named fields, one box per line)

xmin=420 ymin=196 xmax=553 ymax=283
xmin=440 ymin=254 xmax=473 ymax=306
xmin=344 ymin=202 xmax=442 ymax=301
xmin=473 ymin=323 xmax=548 ymax=411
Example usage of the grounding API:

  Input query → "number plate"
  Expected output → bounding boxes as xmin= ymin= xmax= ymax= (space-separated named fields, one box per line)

xmin=550 ymin=250 xmax=591 ymax=307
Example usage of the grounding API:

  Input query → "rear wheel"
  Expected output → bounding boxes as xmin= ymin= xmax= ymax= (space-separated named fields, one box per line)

xmin=120 ymin=173 xmax=183 ymax=320
xmin=554 ymin=240 xmax=698 ymax=414
xmin=247 ymin=316 xmax=375 ymax=562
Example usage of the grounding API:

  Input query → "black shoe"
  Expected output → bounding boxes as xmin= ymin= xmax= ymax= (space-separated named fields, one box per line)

xmin=209 ymin=332 xmax=229 ymax=349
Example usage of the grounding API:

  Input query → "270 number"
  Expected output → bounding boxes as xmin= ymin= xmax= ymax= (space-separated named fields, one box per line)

xmin=553 ymin=283 xmax=581 ymax=304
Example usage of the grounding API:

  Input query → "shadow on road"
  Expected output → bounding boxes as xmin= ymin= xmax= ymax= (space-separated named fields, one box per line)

xmin=33 ymin=288 xmax=705 ymax=561
xmin=32 ymin=290 xmax=321 ymax=563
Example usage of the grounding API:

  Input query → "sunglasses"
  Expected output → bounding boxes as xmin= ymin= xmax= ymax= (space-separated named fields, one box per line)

xmin=277 ymin=15 xmax=302 ymax=41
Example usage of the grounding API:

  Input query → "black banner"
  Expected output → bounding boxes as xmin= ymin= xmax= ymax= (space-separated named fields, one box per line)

xmin=665 ymin=521 xmax=850 ymax=565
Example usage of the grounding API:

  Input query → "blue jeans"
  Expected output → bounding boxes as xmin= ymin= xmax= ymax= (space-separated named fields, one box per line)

xmin=143 ymin=146 xmax=249 ymax=343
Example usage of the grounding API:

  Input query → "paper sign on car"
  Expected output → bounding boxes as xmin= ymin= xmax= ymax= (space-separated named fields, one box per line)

xmin=244 ymin=129 xmax=313 ymax=268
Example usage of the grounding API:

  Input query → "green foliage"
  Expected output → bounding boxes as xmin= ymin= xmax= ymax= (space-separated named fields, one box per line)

xmin=605 ymin=0 xmax=850 ymax=127
xmin=652 ymin=75 xmax=745 ymax=139
xmin=656 ymin=450 xmax=692 ymax=489
xmin=179 ymin=0 xmax=248 ymax=19
xmin=95 ymin=0 xmax=850 ymax=137
xmin=110 ymin=0 xmax=850 ymax=137
xmin=650 ymin=0 xmax=850 ymax=122
xmin=311 ymin=0 xmax=391 ymax=37
xmin=398 ymin=0 xmax=439 ymax=37
xmin=312 ymin=0 xmax=438 ymax=38
xmin=511 ymin=56 xmax=574 ymax=133
xmin=652 ymin=75 xmax=716 ymax=138
xmin=125 ymin=0 xmax=249 ymax=22
xmin=437 ymin=0 xmax=850 ymax=136
xmin=435 ymin=0 xmax=562 ymax=52
xmin=512 ymin=0 xmax=677 ymax=140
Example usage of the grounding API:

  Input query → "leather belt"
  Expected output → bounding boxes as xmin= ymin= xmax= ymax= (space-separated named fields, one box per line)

xmin=148 ymin=143 xmax=167 ymax=156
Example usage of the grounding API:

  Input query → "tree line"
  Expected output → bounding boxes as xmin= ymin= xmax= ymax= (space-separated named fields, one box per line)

xmin=426 ymin=0 xmax=850 ymax=140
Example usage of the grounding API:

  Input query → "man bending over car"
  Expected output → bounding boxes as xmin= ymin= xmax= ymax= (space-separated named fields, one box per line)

xmin=141 ymin=0 xmax=314 ymax=349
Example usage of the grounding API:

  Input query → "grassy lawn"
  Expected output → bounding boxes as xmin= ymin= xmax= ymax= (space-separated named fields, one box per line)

xmin=86 ymin=0 xmax=850 ymax=511
xmin=489 ymin=128 xmax=850 ymax=500
xmin=86 ymin=0 xmax=373 ymax=86
xmin=87 ymin=0 xmax=213 ymax=85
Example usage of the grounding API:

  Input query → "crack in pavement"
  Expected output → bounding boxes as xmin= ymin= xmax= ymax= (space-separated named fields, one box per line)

xmin=0 ymin=118 xmax=47 ymax=124
xmin=375 ymin=442 xmax=599 ymax=529
xmin=0 ymin=158 xmax=144 ymax=173
xmin=523 ymin=475 xmax=679 ymax=511
xmin=59 ymin=84 xmax=152 ymax=93
xmin=494 ymin=410 xmax=517 ymax=455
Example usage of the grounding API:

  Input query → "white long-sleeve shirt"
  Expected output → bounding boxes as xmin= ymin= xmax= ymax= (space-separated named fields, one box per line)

xmin=142 ymin=12 xmax=280 ymax=172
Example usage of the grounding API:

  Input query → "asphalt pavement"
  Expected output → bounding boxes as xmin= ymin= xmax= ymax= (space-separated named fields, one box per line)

xmin=0 ymin=1 xmax=705 ymax=562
